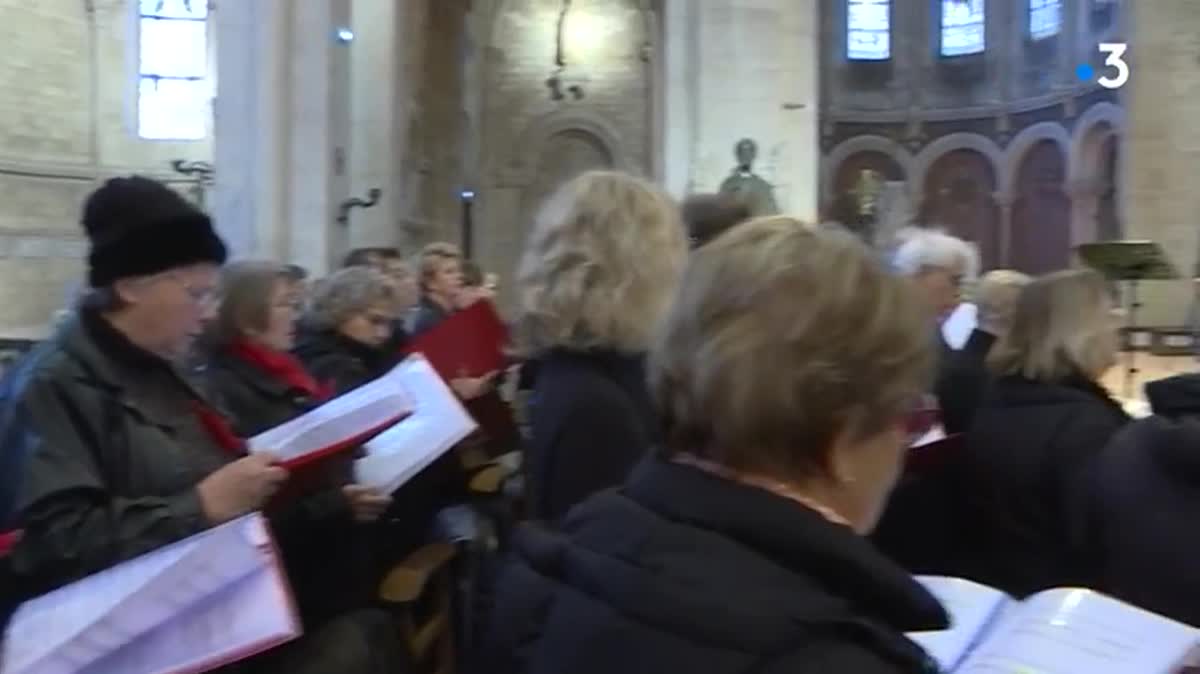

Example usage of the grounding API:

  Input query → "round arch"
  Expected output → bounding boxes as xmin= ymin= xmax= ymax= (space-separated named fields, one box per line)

xmin=1069 ymin=102 xmax=1125 ymax=183
xmin=495 ymin=110 xmax=631 ymax=186
xmin=821 ymin=135 xmax=914 ymax=203
xmin=912 ymin=133 xmax=1006 ymax=197
xmin=1002 ymin=122 xmax=1071 ymax=201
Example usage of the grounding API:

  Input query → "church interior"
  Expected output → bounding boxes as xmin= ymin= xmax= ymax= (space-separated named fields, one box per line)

xmin=7 ymin=0 xmax=1200 ymax=672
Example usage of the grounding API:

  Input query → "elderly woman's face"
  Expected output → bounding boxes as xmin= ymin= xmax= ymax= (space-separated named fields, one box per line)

xmin=118 ymin=263 xmax=220 ymax=360
xmin=338 ymin=303 xmax=394 ymax=348
xmin=916 ymin=264 xmax=964 ymax=319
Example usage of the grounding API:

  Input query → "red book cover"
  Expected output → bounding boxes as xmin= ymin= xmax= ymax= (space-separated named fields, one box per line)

xmin=404 ymin=300 xmax=510 ymax=380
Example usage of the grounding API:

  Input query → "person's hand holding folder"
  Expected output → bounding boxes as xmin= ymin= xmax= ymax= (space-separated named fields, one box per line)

xmin=197 ymin=454 xmax=289 ymax=525
xmin=342 ymin=484 xmax=390 ymax=522
xmin=450 ymin=369 xmax=500 ymax=401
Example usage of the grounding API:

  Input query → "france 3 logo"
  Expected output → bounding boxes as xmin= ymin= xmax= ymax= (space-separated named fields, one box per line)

xmin=1076 ymin=43 xmax=1129 ymax=90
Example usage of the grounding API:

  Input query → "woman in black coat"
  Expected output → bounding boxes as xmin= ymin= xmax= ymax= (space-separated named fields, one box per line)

xmin=202 ymin=262 xmax=392 ymax=635
xmin=963 ymin=268 xmax=1128 ymax=597
xmin=485 ymin=218 xmax=949 ymax=674
xmin=512 ymin=171 xmax=688 ymax=522
xmin=294 ymin=266 xmax=467 ymax=563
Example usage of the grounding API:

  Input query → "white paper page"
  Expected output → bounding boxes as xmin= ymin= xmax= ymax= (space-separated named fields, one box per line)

xmin=355 ymin=355 xmax=477 ymax=494
xmin=957 ymin=588 xmax=1200 ymax=674
xmin=77 ymin=564 xmax=299 ymax=674
xmin=2 ymin=515 xmax=270 ymax=674
xmin=908 ymin=576 xmax=1012 ymax=672
xmin=247 ymin=363 xmax=415 ymax=463
xmin=911 ymin=424 xmax=948 ymax=449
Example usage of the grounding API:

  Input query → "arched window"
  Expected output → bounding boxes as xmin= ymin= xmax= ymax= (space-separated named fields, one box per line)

xmin=941 ymin=0 xmax=985 ymax=57
xmin=137 ymin=0 xmax=209 ymax=140
xmin=1030 ymin=0 xmax=1062 ymax=40
xmin=847 ymin=0 xmax=890 ymax=61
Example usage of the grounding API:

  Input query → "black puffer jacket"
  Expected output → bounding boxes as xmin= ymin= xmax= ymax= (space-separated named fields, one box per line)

xmin=963 ymin=374 xmax=1130 ymax=596
xmin=484 ymin=458 xmax=947 ymax=674
xmin=1080 ymin=373 xmax=1200 ymax=626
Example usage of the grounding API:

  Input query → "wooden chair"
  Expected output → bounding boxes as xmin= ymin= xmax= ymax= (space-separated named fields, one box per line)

xmin=379 ymin=543 xmax=458 ymax=674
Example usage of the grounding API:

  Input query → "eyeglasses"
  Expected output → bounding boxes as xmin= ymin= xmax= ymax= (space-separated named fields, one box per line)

xmin=149 ymin=272 xmax=217 ymax=307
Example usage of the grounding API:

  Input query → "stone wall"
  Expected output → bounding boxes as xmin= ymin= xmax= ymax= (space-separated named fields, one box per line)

xmin=476 ymin=0 xmax=656 ymax=308
xmin=1124 ymin=0 xmax=1200 ymax=325
xmin=0 ymin=0 xmax=211 ymax=330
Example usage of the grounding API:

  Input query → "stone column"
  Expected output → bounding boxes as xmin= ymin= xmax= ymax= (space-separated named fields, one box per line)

xmin=1123 ymin=0 xmax=1200 ymax=323
xmin=348 ymin=0 xmax=408 ymax=250
xmin=212 ymin=0 xmax=351 ymax=276
xmin=660 ymin=0 xmax=820 ymax=221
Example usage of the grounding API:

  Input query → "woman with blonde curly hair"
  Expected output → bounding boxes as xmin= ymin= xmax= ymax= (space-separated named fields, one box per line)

xmin=516 ymin=170 xmax=687 ymax=521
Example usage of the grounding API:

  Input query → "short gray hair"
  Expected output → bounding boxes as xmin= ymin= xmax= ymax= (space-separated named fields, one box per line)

xmin=891 ymin=228 xmax=979 ymax=280
xmin=306 ymin=267 xmax=397 ymax=330
xmin=975 ymin=270 xmax=1031 ymax=336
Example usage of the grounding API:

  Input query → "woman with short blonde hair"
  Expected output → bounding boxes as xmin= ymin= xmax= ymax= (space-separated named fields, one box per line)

xmin=652 ymin=217 xmax=934 ymax=485
xmin=965 ymin=267 xmax=1129 ymax=597
xmin=486 ymin=217 xmax=950 ymax=674
xmin=517 ymin=170 xmax=688 ymax=521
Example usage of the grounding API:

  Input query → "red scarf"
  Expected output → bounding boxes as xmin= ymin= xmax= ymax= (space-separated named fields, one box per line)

xmin=228 ymin=339 xmax=331 ymax=400
xmin=191 ymin=400 xmax=247 ymax=456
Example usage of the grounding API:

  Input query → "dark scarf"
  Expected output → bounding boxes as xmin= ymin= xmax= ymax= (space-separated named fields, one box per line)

xmin=228 ymin=338 xmax=331 ymax=400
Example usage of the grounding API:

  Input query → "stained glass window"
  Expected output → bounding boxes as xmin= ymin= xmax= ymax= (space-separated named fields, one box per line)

xmin=847 ymin=0 xmax=890 ymax=61
xmin=138 ymin=0 xmax=208 ymax=140
xmin=941 ymin=0 xmax=985 ymax=57
xmin=1030 ymin=0 xmax=1062 ymax=40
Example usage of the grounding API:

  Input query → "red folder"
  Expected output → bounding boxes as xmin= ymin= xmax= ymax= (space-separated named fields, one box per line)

xmin=404 ymin=300 xmax=510 ymax=380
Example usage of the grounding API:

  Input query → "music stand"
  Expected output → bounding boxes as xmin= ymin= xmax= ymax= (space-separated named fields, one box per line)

xmin=1076 ymin=241 xmax=1179 ymax=397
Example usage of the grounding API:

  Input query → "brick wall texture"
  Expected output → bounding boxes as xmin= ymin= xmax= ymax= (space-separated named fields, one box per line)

xmin=0 ymin=0 xmax=210 ymax=330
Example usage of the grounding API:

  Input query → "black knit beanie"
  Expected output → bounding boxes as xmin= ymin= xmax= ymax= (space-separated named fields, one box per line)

xmin=82 ymin=176 xmax=228 ymax=288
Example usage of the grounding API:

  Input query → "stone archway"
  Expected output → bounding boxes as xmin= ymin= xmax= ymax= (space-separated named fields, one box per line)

xmin=518 ymin=129 xmax=617 ymax=233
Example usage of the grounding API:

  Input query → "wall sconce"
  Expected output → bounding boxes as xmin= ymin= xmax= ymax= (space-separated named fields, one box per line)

xmin=336 ymin=188 xmax=381 ymax=226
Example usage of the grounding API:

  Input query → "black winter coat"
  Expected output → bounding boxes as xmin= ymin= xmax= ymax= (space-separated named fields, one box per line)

xmin=1080 ymin=373 xmax=1200 ymax=627
xmin=484 ymin=458 xmax=947 ymax=674
xmin=963 ymin=373 xmax=1130 ymax=596
xmin=935 ymin=329 xmax=996 ymax=435
xmin=201 ymin=346 xmax=372 ymax=630
xmin=524 ymin=349 xmax=656 ymax=522
xmin=0 ymin=310 xmax=229 ymax=599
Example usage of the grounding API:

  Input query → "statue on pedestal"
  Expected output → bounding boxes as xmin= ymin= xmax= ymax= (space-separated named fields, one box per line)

xmin=719 ymin=138 xmax=779 ymax=216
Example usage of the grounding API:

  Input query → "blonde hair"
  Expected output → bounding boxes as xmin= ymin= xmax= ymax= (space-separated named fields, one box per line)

xmin=306 ymin=266 xmax=397 ymax=330
xmin=418 ymin=242 xmax=462 ymax=293
xmin=650 ymin=216 xmax=935 ymax=479
xmin=214 ymin=261 xmax=289 ymax=345
xmin=988 ymin=268 xmax=1117 ymax=381
xmin=975 ymin=269 xmax=1031 ymax=336
xmin=515 ymin=171 xmax=687 ymax=354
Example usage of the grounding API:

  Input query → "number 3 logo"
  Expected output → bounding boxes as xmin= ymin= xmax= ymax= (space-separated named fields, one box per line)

xmin=1098 ymin=43 xmax=1129 ymax=90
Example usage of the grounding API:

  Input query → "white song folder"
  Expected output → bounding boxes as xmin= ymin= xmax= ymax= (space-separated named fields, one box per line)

xmin=1 ymin=514 xmax=300 ymax=674
xmin=246 ymin=362 xmax=417 ymax=468
xmin=354 ymin=354 xmax=478 ymax=495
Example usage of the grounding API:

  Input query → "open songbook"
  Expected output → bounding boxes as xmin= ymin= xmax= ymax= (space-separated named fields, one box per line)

xmin=1 ymin=513 xmax=300 ymax=674
xmin=354 ymin=354 xmax=478 ymax=495
xmin=909 ymin=576 xmax=1200 ymax=673
xmin=247 ymin=362 xmax=417 ymax=468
